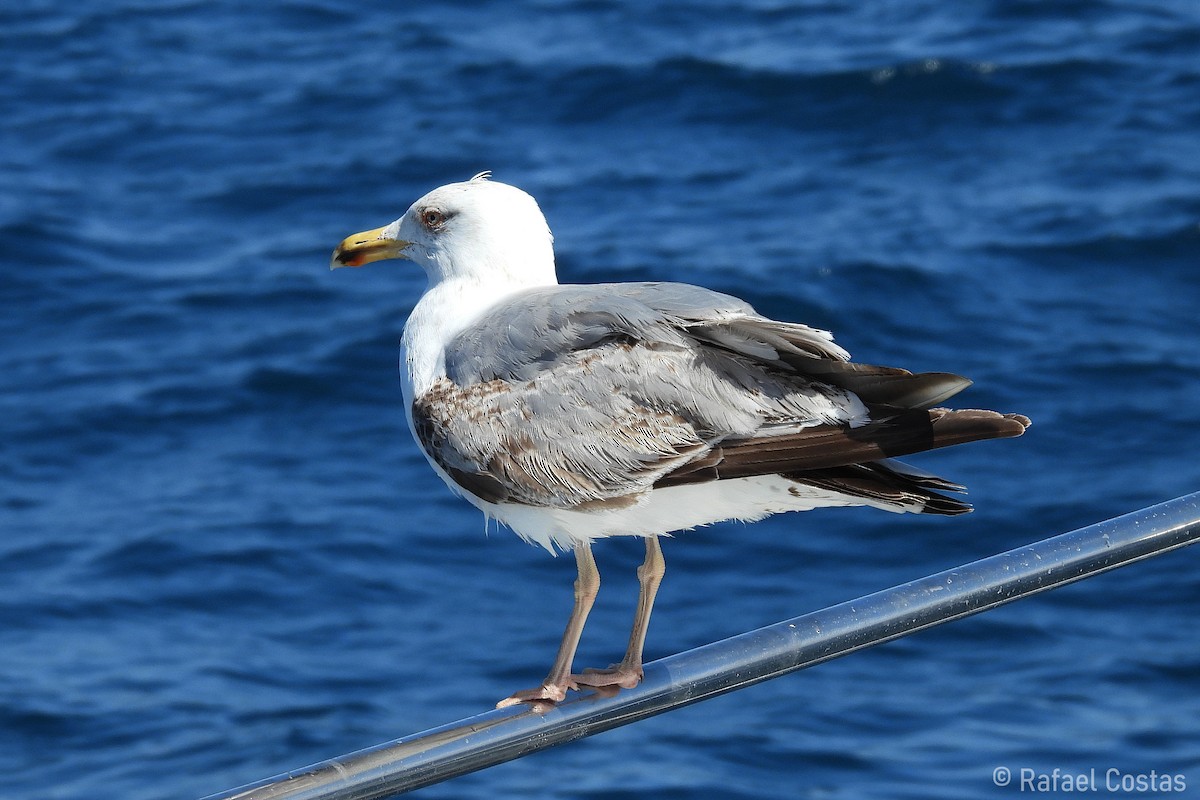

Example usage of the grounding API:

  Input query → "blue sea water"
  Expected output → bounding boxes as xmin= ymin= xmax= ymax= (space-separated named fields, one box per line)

xmin=3 ymin=1 xmax=1200 ymax=798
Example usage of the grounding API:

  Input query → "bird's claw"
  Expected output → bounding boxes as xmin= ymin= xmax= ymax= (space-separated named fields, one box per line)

xmin=496 ymin=680 xmax=575 ymax=709
xmin=496 ymin=666 xmax=640 ymax=708
xmin=573 ymin=663 xmax=644 ymax=690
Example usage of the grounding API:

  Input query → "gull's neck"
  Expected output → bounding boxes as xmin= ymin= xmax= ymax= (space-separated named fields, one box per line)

xmin=402 ymin=274 xmax=553 ymax=400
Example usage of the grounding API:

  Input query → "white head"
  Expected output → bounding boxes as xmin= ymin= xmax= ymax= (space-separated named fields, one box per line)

xmin=331 ymin=173 xmax=558 ymax=289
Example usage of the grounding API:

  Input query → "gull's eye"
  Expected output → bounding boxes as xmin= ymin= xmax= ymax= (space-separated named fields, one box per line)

xmin=421 ymin=209 xmax=447 ymax=229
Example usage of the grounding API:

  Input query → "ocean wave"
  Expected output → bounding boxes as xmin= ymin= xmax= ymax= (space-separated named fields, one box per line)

xmin=406 ymin=49 xmax=1195 ymax=139
xmin=442 ymin=55 xmax=1019 ymax=130
xmin=985 ymin=223 xmax=1200 ymax=268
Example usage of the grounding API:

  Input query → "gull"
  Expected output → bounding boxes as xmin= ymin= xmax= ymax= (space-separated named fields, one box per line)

xmin=331 ymin=173 xmax=1030 ymax=707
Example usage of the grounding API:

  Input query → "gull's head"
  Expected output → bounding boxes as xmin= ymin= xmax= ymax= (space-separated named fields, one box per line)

xmin=331 ymin=172 xmax=557 ymax=289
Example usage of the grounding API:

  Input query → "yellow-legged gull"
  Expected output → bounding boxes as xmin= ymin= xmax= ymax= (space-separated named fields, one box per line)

xmin=331 ymin=173 xmax=1030 ymax=707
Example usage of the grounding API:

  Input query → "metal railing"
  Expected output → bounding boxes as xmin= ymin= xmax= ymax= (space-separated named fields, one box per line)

xmin=202 ymin=492 xmax=1200 ymax=800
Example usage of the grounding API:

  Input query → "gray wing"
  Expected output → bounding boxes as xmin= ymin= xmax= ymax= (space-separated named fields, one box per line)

xmin=417 ymin=283 xmax=989 ymax=510
xmin=445 ymin=282 xmax=850 ymax=384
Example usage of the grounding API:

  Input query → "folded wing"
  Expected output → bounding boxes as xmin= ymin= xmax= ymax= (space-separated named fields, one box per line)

xmin=415 ymin=282 xmax=1029 ymax=514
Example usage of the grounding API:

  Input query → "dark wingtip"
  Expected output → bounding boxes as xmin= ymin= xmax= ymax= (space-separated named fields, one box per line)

xmin=1005 ymin=413 xmax=1033 ymax=432
xmin=891 ymin=372 xmax=973 ymax=409
xmin=928 ymin=408 xmax=1031 ymax=442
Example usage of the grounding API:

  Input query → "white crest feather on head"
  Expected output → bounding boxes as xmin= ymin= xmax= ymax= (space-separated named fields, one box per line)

xmin=470 ymin=171 xmax=492 ymax=182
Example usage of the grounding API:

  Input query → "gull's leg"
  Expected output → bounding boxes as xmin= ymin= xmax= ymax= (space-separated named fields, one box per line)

xmin=575 ymin=535 xmax=665 ymax=690
xmin=497 ymin=543 xmax=600 ymax=708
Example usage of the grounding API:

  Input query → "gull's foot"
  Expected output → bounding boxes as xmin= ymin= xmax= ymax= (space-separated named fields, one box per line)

xmin=496 ymin=680 xmax=575 ymax=709
xmin=573 ymin=663 xmax=644 ymax=690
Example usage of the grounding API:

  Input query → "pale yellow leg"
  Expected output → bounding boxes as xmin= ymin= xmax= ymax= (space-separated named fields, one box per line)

xmin=575 ymin=536 xmax=665 ymax=690
xmin=497 ymin=543 xmax=600 ymax=708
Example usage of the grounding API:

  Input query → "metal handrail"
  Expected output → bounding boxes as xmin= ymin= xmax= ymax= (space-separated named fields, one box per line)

xmin=201 ymin=492 xmax=1200 ymax=800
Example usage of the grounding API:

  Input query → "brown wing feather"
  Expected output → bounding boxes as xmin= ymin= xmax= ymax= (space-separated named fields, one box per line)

xmin=655 ymin=408 xmax=1030 ymax=488
xmin=785 ymin=462 xmax=973 ymax=516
